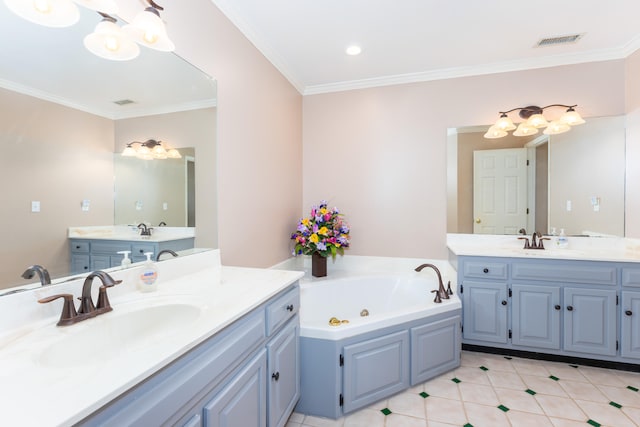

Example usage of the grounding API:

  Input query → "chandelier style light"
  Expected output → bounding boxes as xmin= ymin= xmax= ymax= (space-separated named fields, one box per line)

xmin=3 ymin=0 xmax=174 ymax=60
xmin=484 ymin=104 xmax=585 ymax=139
xmin=122 ymin=139 xmax=182 ymax=160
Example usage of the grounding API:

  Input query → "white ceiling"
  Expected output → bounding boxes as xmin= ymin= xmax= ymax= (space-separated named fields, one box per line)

xmin=212 ymin=0 xmax=640 ymax=95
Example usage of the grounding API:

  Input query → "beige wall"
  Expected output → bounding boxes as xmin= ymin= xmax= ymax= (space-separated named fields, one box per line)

xmin=114 ymin=108 xmax=217 ymax=248
xmin=626 ymin=50 xmax=640 ymax=238
xmin=165 ymin=0 xmax=303 ymax=267
xmin=303 ymin=61 xmax=626 ymax=259
xmin=0 ymin=88 xmax=114 ymax=287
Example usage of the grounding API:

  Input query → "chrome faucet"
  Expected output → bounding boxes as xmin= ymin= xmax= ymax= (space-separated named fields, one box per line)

xmin=21 ymin=265 xmax=51 ymax=286
xmin=156 ymin=249 xmax=178 ymax=261
xmin=138 ymin=223 xmax=153 ymax=236
xmin=414 ymin=263 xmax=452 ymax=302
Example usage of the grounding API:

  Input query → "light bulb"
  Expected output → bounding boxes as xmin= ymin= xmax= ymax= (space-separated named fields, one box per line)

xmin=483 ymin=125 xmax=507 ymax=139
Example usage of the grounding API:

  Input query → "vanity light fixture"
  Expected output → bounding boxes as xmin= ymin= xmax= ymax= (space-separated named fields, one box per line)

xmin=346 ymin=45 xmax=362 ymax=56
xmin=122 ymin=139 xmax=182 ymax=160
xmin=484 ymin=104 xmax=585 ymax=139
xmin=122 ymin=0 xmax=174 ymax=52
xmin=84 ymin=13 xmax=140 ymax=61
xmin=3 ymin=0 xmax=80 ymax=27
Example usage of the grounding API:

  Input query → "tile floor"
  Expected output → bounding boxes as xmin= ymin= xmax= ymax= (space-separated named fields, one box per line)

xmin=286 ymin=350 xmax=640 ymax=427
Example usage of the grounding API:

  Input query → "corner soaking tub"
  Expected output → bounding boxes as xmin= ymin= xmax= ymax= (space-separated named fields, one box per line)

xmin=296 ymin=272 xmax=462 ymax=418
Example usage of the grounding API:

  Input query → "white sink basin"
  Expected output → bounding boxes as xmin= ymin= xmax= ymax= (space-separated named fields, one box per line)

xmin=38 ymin=302 xmax=203 ymax=368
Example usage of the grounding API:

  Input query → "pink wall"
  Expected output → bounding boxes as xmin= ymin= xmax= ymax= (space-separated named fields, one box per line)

xmin=163 ymin=0 xmax=303 ymax=267
xmin=303 ymin=61 xmax=626 ymax=259
xmin=626 ymin=50 xmax=640 ymax=238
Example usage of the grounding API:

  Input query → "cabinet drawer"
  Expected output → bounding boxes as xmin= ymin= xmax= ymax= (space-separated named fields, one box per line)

xmin=91 ymin=241 xmax=131 ymax=254
xmin=512 ymin=262 xmax=616 ymax=285
xmin=71 ymin=241 xmax=90 ymax=253
xmin=622 ymin=268 xmax=640 ymax=287
xmin=266 ymin=287 xmax=299 ymax=336
xmin=462 ymin=261 xmax=507 ymax=280
xmin=132 ymin=243 xmax=157 ymax=257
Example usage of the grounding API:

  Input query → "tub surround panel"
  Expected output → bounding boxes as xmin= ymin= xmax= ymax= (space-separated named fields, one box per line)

xmin=0 ymin=249 xmax=304 ymax=426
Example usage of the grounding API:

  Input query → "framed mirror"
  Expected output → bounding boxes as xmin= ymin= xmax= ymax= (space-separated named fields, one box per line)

xmin=0 ymin=4 xmax=217 ymax=290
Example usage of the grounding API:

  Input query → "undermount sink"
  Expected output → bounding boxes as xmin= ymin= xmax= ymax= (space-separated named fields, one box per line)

xmin=38 ymin=302 xmax=203 ymax=368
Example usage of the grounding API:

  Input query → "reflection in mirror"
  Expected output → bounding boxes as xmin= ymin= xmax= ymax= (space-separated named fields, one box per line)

xmin=447 ymin=116 xmax=626 ymax=237
xmin=0 ymin=4 xmax=217 ymax=291
xmin=114 ymin=148 xmax=195 ymax=227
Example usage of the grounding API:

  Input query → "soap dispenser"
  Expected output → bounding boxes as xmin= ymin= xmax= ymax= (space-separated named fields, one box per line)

xmin=138 ymin=252 xmax=158 ymax=292
xmin=557 ymin=228 xmax=569 ymax=249
xmin=117 ymin=250 xmax=132 ymax=269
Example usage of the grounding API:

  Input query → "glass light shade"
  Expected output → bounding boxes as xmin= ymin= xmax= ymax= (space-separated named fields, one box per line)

xmin=136 ymin=145 xmax=152 ymax=160
xmin=121 ymin=145 xmax=137 ymax=156
xmin=4 ymin=0 xmax=79 ymax=27
xmin=513 ymin=122 xmax=539 ymax=137
xmin=494 ymin=114 xmax=516 ymax=131
xmin=84 ymin=20 xmax=140 ymax=61
xmin=543 ymin=121 xmax=571 ymax=135
xmin=167 ymin=148 xmax=182 ymax=159
xmin=122 ymin=7 xmax=175 ymax=52
xmin=559 ymin=109 xmax=585 ymax=126
xmin=527 ymin=114 xmax=549 ymax=128
xmin=152 ymin=144 xmax=168 ymax=159
xmin=72 ymin=0 xmax=117 ymax=13
xmin=483 ymin=125 xmax=508 ymax=139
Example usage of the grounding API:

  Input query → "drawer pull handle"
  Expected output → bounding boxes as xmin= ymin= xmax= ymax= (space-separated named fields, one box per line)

xmin=554 ymin=305 xmax=561 ymax=310
xmin=286 ymin=304 xmax=294 ymax=312
xmin=567 ymin=305 xmax=574 ymax=311
xmin=501 ymin=300 xmax=507 ymax=306
xmin=483 ymin=268 xmax=489 ymax=274
xmin=271 ymin=372 xmax=280 ymax=381
xmin=626 ymin=310 xmax=633 ymax=316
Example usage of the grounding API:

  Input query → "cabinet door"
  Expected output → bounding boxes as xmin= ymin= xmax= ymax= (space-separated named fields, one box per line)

xmin=621 ymin=291 xmax=640 ymax=359
xmin=512 ymin=284 xmax=561 ymax=350
xmin=462 ymin=281 xmax=508 ymax=343
xmin=564 ymin=288 xmax=617 ymax=356
xmin=343 ymin=330 xmax=409 ymax=414
xmin=71 ymin=254 xmax=90 ymax=274
xmin=91 ymin=255 xmax=111 ymax=271
xmin=267 ymin=320 xmax=299 ymax=427
xmin=203 ymin=350 xmax=267 ymax=427
xmin=411 ymin=316 xmax=461 ymax=385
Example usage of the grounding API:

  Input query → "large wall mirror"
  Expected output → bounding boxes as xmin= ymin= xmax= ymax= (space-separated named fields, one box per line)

xmin=0 ymin=4 xmax=217 ymax=290
xmin=447 ymin=115 xmax=626 ymax=237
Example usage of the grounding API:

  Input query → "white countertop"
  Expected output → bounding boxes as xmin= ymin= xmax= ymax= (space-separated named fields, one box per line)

xmin=447 ymin=233 xmax=640 ymax=263
xmin=0 ymin=250 xmax=303 ymax=426
xmin=68 ymin=226 xmax=195 ymax=242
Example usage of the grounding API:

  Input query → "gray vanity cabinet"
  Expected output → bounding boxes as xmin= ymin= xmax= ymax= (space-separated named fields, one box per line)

xmin=267 ymin=320 xmax=300 ymax=427
xmin=511 ymin=284 xmax=560 ymax=350
xmin=461 ymin=281 xmax=508 ymax=343
xmin=621 ymin=291 xmax=640 ymax=359
xmin=563 ymin=287 xmax=617 ymax=356
xmin=342 ymin=330 xmax=410 ymax=414
xmin=411 ymin=316 xmax=461 ymax=384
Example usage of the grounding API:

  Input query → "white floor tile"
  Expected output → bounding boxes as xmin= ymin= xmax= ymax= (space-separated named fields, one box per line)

xmin=511 ymin=358 xmax=551 ymax=377
xmin=423 ymin=376 xmax=461 ymax=400
xmin=302 ymin=414 xmax=344 ymax=427
xmin=343 ymin=408 xmax=386 ymax=427
xmin=535 ymin=394 xmax=587 ymax=421
xmin=458 ymin=382 xmax=499 ymax=406
xmin=486 ymin=369 xmax=526 ymax=390
xmin=574 ymin=399 xmax=638 ymax=427
xmin=493 ymin=387 xmax=544 ymax=414
xmin=580 ymin=366 xmax=628 ymax=387
xmin=449 ymin=366 xmax=491 ymax=385
xmin=384 ymin=413 xmax=428 ymax=427
xmin=521 ymin=374 xmax=568 ymax=397
xmin=506 ymin=410 xmax=555 ymax=427
xmin=463 ymin=401 xmax=511 ymax=427
xmin=548 ymin=417 xmax=592 ymax=427
xmin=424 ymin=397 xmax=467 ymax=425
xmin=387 ymin=391 xmax=427 ymax=419
xmin=559 ymin=379 xmax=608 ymax=402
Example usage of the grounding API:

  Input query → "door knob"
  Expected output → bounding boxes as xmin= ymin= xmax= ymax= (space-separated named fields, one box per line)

xmin=475 ymin=218 xmax=481 ymax=224
xmin=501 ymin=300 xmax=507 ymax=306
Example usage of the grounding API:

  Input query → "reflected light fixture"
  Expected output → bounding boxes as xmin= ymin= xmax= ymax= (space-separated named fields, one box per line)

xmin=122 ymin=0 xmax=174 ymax=52
xmin=84 ymin=13 xmax=140 ymax=61
xmin=122 ymin=139 xmax=182 ymax=160
xmin=4 ymin=0 xmax=80 ymax=27
xmin=484 ymin=104 xmax=585 ymax=139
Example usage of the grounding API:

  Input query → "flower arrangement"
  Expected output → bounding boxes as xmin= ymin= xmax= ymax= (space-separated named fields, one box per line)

xmin=291 ymin=201 xmax=350 ymax=258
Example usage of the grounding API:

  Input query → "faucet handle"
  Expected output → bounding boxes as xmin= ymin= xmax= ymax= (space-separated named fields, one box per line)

xmin=431 ymin=289 xmax=442 ymax=303
xmin=96 ymin=285 xmax=114 ymax=312
xmin=38 ymin=294 xmax=78 ymax=326
xmin=446 ymin=281 xmax=453 ymax=295
xmin=518 ymin=237 xmax=531 ymax=249
xmin=538 ymin=237 xmax=551 ymax=249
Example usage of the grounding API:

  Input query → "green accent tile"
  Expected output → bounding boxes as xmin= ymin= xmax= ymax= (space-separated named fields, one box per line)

xmin=497 ymin=404 xmax=509 ymax=412
xmin=380 ymin=408 xmax=392 ymax=416
xmin=419 ymin=391 xmax=429 ymax=398
xmin=525 ymin=389 xmax=537 ymax=395
xmin=451 ymin=377 xmax=461 ymax=383
xmin=464 ymin=424 xmax=474 ymax=427
xmin=569 ymin=364 xmax=579 ymax=368
xmin=504 ymin=356 xmax=513 ymax=360
xmin=628 ymin=386 xmax=639 ymax=392
xmin=609 ymin=401 xmax=622 ymax=409
xmin=549 ymin=375 xmax=560 ymax=381
xmin=587 ymin=420 xmax=601 ymax=427
xmin=479 ymin=366 xmax=489 ymax=371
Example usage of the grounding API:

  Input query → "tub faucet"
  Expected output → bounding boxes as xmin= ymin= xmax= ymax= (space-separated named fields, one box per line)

xmin=21 ymin=265 xmax=51 ymax=286
xmin=414 ymin=263 xmax=450 ymax=301
xmin=156 ymin=249 xmax=178 ymax=261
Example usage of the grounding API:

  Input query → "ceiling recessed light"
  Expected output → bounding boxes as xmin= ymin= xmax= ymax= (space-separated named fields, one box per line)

xmin=346 ymin=45 xmax=362 ymax=56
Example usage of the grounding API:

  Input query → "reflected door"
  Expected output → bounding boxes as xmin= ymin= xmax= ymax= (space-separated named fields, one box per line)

xmin=473 ymin=148 xmax=527 ymax=234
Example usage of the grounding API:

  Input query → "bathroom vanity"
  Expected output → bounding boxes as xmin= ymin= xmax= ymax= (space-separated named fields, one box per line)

xmin=448 ymin=234 xmax=640 ymax=366
xmin=0 ymin=250 xmax=304 ymax=426
xmin=69 ymin=226 xmax=195 ymax=273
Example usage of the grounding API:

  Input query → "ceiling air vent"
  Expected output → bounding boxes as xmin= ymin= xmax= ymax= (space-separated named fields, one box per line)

xmin=536 ymin=34 xmax=583 ymax=47
xmin=113 ymin=99 xmax=135 ymax=106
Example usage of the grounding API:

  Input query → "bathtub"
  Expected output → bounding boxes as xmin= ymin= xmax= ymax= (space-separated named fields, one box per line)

xmin=299 ymin=273 xmax=462 ymax=340
xmin=296 ymin=270 xmax=462 ymax=418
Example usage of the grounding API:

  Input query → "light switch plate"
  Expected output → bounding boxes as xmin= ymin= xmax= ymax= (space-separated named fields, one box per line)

xmin=81 ymin=199 xmax=90 ymax=212
xmin=31 ymin=201 xmax=40 ymax=213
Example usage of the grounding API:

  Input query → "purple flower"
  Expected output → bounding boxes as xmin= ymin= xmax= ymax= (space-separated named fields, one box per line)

xmin=312 ymin=224 xmax=319 ymax=233
xmin=316 ymin=242 xmax=327 ymax=251
xmin=297 ymin=224 xmax=308 ymax=233
xmin=340 ymin=225 xmax=350 ymax=234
